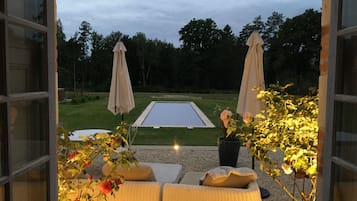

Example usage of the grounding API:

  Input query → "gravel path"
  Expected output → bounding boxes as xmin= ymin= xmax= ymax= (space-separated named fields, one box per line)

xmin=132 ymin=145 xmax=312 ymax=201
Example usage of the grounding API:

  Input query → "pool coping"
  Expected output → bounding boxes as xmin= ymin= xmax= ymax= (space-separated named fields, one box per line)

xmin=132 ymin=101 xmax=215 ymax=128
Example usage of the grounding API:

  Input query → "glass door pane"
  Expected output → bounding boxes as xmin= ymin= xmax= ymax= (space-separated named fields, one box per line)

xmin=12 ymin=164 xmax=47 ymax=201
xmin=9 ymin=100 xmax=48 ymax=170
xmin=0 ymin=185 xmax=5 ymax=201
xmin=0 ymin=20 xmax=4 ymax=95
xmin=332 ymin=164 xmax=357 ymax=201
xmin=0 ymin=0 xmax=3 ymax=13
xmin=334 ymin=102 xmax=357 ymax=165
xmin=335 ymin=34 xmax=357 ymax=96
xmin=7 ymin=23 xmax=47 ymax=94
xmin=341 ymin=0 xmax=357 ymax=28
xmin=0 ymin=104 xmax=5 ymax=176
xmin=7 ymin=0 xmax=46 ymax=25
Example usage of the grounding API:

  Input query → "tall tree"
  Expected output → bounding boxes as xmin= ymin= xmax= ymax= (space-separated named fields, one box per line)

xmin=77 ymin=21 xmax=93 ymax=59
xmin=143 ymin=39 xmax=159 ymax=86
xmin=209 ymin=25 xmax=242 ymax=89
xmin=263 ymin=12 xmax=285 ymax=85
xmin=63 ymin=35 xmax=81 ymax=92
xmin=144 ymin=40 xmax=176 ymax=88
xmin=263 ymin=12 xmax=285 ymax=49
xmin=238 ymin=16 xmax=265 ymax=45
xmin=88 ymin=31 xmax=106 ymax=90
xmin=267 ymin=9 xmax=321 ymax=93
xmin=179 ymin=18 xmax=221 ymax=89
xmin=121 ymin=35 xmax=140 ymax=87
xmin=104 ymin=31 xmax=123 ymax=48
xmin=179 ymin=18 xmax=221 ymax=52
xmin=57 ymin=19 xmax=66 ymax=43
xmin=221 ymin=25 xmax=235 ymax=41
xmin=74 ymin=21 xmax=93 ymax=93
xmin=57 ymin=19 xmax=69 ymax=88
xmin=132 ymin=32 xmax=149 ymax=87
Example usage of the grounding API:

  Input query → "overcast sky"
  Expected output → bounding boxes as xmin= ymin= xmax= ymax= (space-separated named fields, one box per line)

xmin=57 ymin=0 xmax=321 ymax=47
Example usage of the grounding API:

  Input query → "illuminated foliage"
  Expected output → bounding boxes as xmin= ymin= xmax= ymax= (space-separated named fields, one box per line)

xmin=57 ymin=121 xmax=137 ymax=201
xmin=228 ymin=83 xmax=318 ymax=201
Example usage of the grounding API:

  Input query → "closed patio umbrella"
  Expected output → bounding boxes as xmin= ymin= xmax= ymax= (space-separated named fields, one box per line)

xmin=236 ymin=31 xmax=269 ymax=198
xmin=107 ymin=41 xmax=135 ymax=117
xmin=236 ymin=31 xmax=265 ymax=119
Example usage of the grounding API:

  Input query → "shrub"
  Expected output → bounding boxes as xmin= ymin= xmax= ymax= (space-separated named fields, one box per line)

xmin=57 ymin=121 xmax=137 ymax=201
xmin=232 ymin=83 xmax=318 ymax=201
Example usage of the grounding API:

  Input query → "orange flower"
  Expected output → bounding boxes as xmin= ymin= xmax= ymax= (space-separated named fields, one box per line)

xmin=74 ymin=198 xmax=79 ymax=201
xmin=68 ymin=150 xmax=78 ymax=160
xmin=99 ymin=180 xmax=112 ymax=194
xmin=113 ymin=137 xmax=121 ymax=143
xmin=242 ymin=112 xmax=252 ymax=124
xmin=84 ymin=162 xmax=91 ymax=168
xmin=246 ymin=140 xmax=252 ymax=149
xmin=111 ymin=136 xmax=121 ymax=147
xmin=87 ymin=174 xmax=93 ymax=181
xmin=220 ymin=109 xmax=232 ymax=128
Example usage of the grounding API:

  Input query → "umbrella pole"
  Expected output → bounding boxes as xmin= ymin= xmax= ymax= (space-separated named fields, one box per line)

xmin=120 ymin=113 xmax=126 ymax=147
xmin=251 ymin=125 xmax=255 ymax=170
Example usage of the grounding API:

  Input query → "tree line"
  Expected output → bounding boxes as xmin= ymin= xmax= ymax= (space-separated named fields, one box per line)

xmin=57 ymin=9 xmax=321 ymax=94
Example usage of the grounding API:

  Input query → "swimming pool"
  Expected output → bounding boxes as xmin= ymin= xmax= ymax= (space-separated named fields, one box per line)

xmin=133 ymin=101 xmax=215 ymax=128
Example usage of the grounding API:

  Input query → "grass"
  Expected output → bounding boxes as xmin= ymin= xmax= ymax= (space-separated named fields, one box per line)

xmin=59 ymin=92 xmax=238 ymax=146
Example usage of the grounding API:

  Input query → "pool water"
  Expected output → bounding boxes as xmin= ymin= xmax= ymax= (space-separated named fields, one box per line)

xmin=133 ymin=101 xmax=215 ymax=128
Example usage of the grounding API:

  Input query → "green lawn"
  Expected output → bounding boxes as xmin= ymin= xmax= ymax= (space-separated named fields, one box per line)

xmin=59 ymin=92 xmax=238 ymax=146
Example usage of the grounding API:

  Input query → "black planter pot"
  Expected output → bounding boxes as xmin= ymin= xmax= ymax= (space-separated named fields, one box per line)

xmin=218 ymin=137 xmax=241 ymax=167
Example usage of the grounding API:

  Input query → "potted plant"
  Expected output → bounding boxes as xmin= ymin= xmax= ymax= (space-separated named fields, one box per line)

xmin=218 ymin=109 xmax=242 ymax=167
xmin=236 ymin=83 xmax=318 ymax=201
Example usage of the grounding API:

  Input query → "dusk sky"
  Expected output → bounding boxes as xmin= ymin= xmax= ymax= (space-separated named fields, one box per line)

xmin=57 ymin=0 xmax=321 ymax=47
